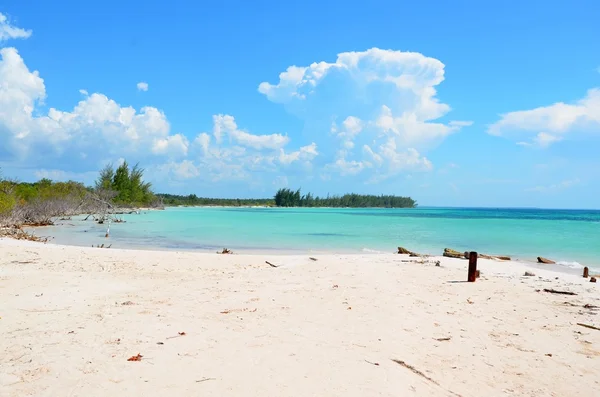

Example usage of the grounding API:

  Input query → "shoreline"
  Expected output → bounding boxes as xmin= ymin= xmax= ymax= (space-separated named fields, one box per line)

xmin=1 ymin=237 xmax=596 ymax=279
xmin=11 ymin=231 xmax=600 ymax=276
xmin=1 ymin=238 xmax=598 ymax=396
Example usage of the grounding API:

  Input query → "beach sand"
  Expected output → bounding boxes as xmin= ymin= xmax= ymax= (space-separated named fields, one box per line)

xmin=1 ymin=239 xmax=599 ymax=396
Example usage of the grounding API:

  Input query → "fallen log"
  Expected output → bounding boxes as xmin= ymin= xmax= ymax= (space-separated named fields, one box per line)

xmin=538 ymin=257 xmax=556 ymax=264
xmin=543 ymin=288 xmax=577 ymax=296
xmin=443 ymin=248 xmax=465 ymax=259
xmin=397 ymin=246 xmax=422 ymax=257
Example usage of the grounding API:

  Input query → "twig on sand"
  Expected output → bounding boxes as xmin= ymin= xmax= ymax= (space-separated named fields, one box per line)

xmin=266 ymin=261 xmax=279 ymax=268
xmin=166 ymin=332 xmax=187 ymax=339
xmin=309 ymin=257 xmax=318 ymax=261
xmin=577 ymin=323 xmax=600 ymax=331
xmin=19 ymin=307 xmax=70 ymax=313
xmin=364 ymin=359 xmax=380 ymax=366
xmin=196 ymin=377 xmax=216 ymax=383
xmin=543 ymin=288 xmax=577 ymax=296
xmin=391 ymin=359 xmax=462 ymax=397
xmin=434 ymin=337 xmax=452 ymax=342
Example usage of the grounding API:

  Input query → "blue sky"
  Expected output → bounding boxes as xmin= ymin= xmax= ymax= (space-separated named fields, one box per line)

xmin=1 ymin=1 xmax=599 ymax=208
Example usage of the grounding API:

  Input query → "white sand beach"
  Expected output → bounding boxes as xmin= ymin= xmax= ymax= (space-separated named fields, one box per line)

xmin=1 ymin=239 xmax=599 ymax=397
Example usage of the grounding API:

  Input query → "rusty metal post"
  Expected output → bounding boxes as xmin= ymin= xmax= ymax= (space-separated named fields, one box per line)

xmin=468 ymin=251 xmax=478 ymax=282
xmin=583 ymin=267 xmax=589 ymax=278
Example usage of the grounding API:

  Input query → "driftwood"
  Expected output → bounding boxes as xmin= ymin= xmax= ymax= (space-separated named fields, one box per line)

xmin=543 ymin=288 xmax=577 ymax=296
xmin=265 ymin=261 xmax=278 ymax=268
xmin=443 ymin=248 xmax=464 ymax=259
xmin=577 ymin=323 xmax=600 ymax=331
xmin=443 ymin=248 xmax=511 ymax=261
xmin=397 ymin=246 xmax=422 ymax=257
xmin=537 ymin=257 xmax=556 ymax=264
xmin=217 ymin=248 xmax=233 ymax=254
xmin=0 ymin=227 xmax=49 ymax=243
xmin=309 ymin=257 xmax=318 ymax=261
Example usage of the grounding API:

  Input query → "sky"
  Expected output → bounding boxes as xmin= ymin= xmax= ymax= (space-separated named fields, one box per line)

xmin=0 ymin=0 xmax=599 ymax=208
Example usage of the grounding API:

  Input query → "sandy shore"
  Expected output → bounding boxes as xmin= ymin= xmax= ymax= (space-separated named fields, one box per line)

xmin=1 ymin=239 xmax=599 ymax=396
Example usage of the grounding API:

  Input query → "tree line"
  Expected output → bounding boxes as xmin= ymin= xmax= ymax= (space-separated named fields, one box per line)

xmin=0 ymin=161 xmax=160 ymax=227
xmin=157 ymin=193 xmax=273 ymax=207
xmin=273 ymin=188 xmax=416 ymax=208
xmin=157 ymin=189 xmax=416 ymax=208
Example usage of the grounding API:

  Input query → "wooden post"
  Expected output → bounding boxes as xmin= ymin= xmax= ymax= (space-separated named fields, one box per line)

xmin=583 ymin=267 xmax=589 ymax=278
xmin=468 ymin=251 xmax=478 ymax=282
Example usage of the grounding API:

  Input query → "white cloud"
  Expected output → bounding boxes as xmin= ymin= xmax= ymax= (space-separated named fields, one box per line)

xmin=0 ymin=13 xmax=31 ymax=42
xmin=526 ymin=178 xmax=580 ymax=193
xmin=259 ymin=48 xmax=470 ymax=179
xmin=488 ymin=89 xmax=600 ymax=147
xmin=517 ymin=132 xmax=563 ymax=148
xmin=137 ymin=82 xmax=149 ymax=92
xmin=279 ymin=142 xmax=318 ymax=165
xmin=212 ymin=114 xmax=289 ymax=150
xmin=151 ymin=134 xmax=189 ymax=157
xmin=0 ymin=47 xmax=184 ymax=169
xmin=79 ymin=89 xmax=89 ymax=96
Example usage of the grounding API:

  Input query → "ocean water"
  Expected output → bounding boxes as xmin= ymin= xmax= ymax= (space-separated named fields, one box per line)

xmin=30 ymin=207 xmax=600 ymax=271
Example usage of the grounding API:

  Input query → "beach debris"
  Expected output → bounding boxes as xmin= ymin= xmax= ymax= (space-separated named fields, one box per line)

xmin=157 ymin=342 xmax=164 ymax=345
xmin=332 ymin=284 xmax=339 ymax=289
xmin=217 ymin=248 xmax=233 ymax=254
xmin=196 ymin=377 xmax=216 ymax=383
xmin=397 ymin=246 xmax=421 ymax=257
xmin=480 ymin=254 xmax=512 ymax=261
xmin=0 ymin=226 xmax=49 ymax=243
xmin=591 ymin=277 xmax=597 ymax=283
xmin=467 ymin=298 xmax=474 ymax=304
xmin=121 ymin=301 xmax=135 ymax=306
xmin=309 ymin=257 xmax=318 ymax=261
xmin=435 ymin=261 xmax=441 ymax=266
xmin=443 ymin=248 xmax=510 ymax=261
xmin=583 ymin=267 xmax=589 ymax=278
xmin=577 ymin=323 xmax=600 ymax=331
xmin=524 ymin=271 xmax=536 ymax=277
xmin=443 ymin=248 xmax=465 ymax=259
xmin=166 ymin=332 xmax=187 ymax=339
xmin=434 ymin=337 xmax=452 ymax=342
xmin=543 ymin=288 xmax=577 ymax=295
xmin=364 ymin=360 xmax=380 ymax=366
xmin=347 ymin=306 xmax=352 ymax=310
xmin=220 ymin=308 xmax=257 ymax=314
xmin=584 ymin=304 xmax=599 ymax=310
xmin=265 ymin=261 xmax=279 ymax=268
xmin=545 ymin=353 xmax=553 ymax=357
xmin=537 ymin=257 xmax=556 ymax=264
xmin=391 ymin=358 xmax=462 ymax=397
xmin=127 ymin=353 xmax=143 ymax=362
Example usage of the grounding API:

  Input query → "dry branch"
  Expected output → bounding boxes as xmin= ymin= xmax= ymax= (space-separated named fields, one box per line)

xmin=543 ymin=289 xmax=577 ymax=296
xmin=577 ymin=323 xmax=600 ymax=331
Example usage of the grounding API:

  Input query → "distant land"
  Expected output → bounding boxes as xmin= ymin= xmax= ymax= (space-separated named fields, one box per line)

xmin=157 ymin=188 xmax=416 ymax=208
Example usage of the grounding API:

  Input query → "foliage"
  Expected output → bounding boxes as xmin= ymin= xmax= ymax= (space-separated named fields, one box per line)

xmin=0 ymin=161 xmax=158 ymax=227
xmin=157 ymin=189 xmax=416 ymax=208
xmin=95 ymin=161 xmax=155 ymax=206
xmin=273 ymin=188 xmax=416 ymax=208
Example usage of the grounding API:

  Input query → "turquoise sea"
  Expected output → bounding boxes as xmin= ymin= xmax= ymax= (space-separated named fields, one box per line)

xmin=31 ymin=206 xmax=600 ymax=272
